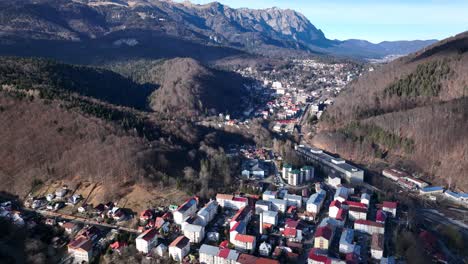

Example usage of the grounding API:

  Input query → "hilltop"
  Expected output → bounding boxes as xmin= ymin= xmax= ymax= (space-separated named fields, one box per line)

xmin=308 ymin=32 xmax=468 ymax=190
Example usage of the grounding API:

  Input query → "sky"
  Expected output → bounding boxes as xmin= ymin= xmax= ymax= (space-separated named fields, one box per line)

xmin=184 ymin=0 xmax=468 ymax=43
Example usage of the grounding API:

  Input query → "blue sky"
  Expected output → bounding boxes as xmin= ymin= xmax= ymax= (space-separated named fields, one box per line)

xmin=184 ymin=0 xmax=468 ymax=43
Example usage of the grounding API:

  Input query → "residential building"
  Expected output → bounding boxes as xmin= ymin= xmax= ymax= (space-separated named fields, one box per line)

xmin=169 ymin=236 xmax=190 ymax=262
xmin=63 ymin=222 xmax=79 ymax=234
xmin=282 ymin=164 xmax=293 ymax=180
xmin=382 ymin=201 xmax=397 ymax=217
xmin=199 ymin=244 xmax=240 ymax=264
xmin=339 ymin=229 xmax=355 ymax=254
xmin=354 ymin=220 xmax=385 ymax=235
xmin=68 ymin=236 xmax=93 ymax=263
xmin=174 ymin=197 xmax=198 ymax=225
xmin=334 ymin=187 xmax=348 ymax=202
xmin=328 ymin=200 xmax=341 ymax=219
xmin=259 ymin=241 xmax=272 ymax=257
xmin=361 ymin=193 xmax=370 ymax=206
xmin=198 ymin=200 xmax=218 ymax=226
xmin=301 ymin=166 xmax=315 ymax=182
xmin=262 ymin=211 xmax=278 ymax=226
xmin=371 ymin=233 xmax=384 ymax=260
xmin=183 ymin=224 xmax=205 ymax=244
xmin=348 ymin=207 xmax=367 ymax=221
xmin=307 ymin=190 xmax=326 ymax=215
xmin=270 ymin=198 xmax=287 ymax=213
xmin=233 ymin=234 xmax=256 ymax=253
xmin=314 ymin=225 xmax=333 ymax=250
xmin=255 ymin=200 xmax=271 ymax=214
xmin=288 ymin=170 xmax=301 ymax=186
xmin=216 ymin=194 xmax=234 ymax=208
xmin=262 ymin=191 xmax=277 ymax=202
xmin=236 ymin=253 xmax=280 ymax=264
xmin=136 ymin=228 xmax=158 ymax=254
xmin=242 ymin=159 xmax=268 ymax=179
xmin=327 ymin=176 xmax=341 ymax=188
xmin=283 ymin=219 xmax=303 ymax=242
xmin=217 ymin=194 xmax=248 ymax=210
xmin=284 ymin=193 xmax=303 ymax=208
xmin=376 ymin=210 xmax=387 ymax=224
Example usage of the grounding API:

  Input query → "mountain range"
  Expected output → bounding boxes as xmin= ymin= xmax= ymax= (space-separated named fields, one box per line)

xmin=0 ymin=0 xmax=437 ymax=61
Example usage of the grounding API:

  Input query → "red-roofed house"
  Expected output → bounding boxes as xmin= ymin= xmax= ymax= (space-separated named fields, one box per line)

xmin=140 ymin=210 xmax=153 ymax=222
xmin=110 ymin=241 xmax=127 ymax=253
xmin=314 ymin=225 xmax=333 ymax=250
xmin=328 ymin=200 xmax=341 ymax=218
xmin=382 ymin=202 xmax=397 ymax=217
xmin=336 ymin=208 xmax=347 ymax=222
xmin=376 ymin=210 xmax=387 ymax=224
xmin=233 ymin=234 xmax=256 ymax=253
xmin=308 ymin=248 xmax=329 ymax=264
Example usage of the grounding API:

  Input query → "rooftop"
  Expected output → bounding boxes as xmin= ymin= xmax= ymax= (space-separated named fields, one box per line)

xmin=137 ymin=228 xmax=158 ymax=241
xmin=169 ymin=235 xmax=190 ymax=249
xmin=382 ymin=201 xmax=397 ymax=209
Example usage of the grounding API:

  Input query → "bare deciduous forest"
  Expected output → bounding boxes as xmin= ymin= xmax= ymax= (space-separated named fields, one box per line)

xmin=310 ymin=32 xmax=468 ymax=190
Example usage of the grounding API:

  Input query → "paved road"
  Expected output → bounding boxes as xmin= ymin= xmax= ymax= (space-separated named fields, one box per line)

xmin=27 ymin=208 xmax=139 ymax=234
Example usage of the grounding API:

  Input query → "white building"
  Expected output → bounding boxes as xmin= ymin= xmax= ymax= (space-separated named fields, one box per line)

xmin=296 ymin=145 xmax=364 ymax=183
xmin=169 ymin=236 xmax=190 ymax=262
xmin=382 ymin=202 xmax=397 ymax=217
xmin=183 ymin=224 xmax=205 ymax=244
xmin=419 ymin=186 xmax=444 ymax=195
xmin=354 ymin=220 xmax=385 ymax=235
xmin=262 ymin=211 xmax=278 ymax=226
xmin=262 ymin=191 xmax=277 ymax=202
xmin=327 ymin=175 xmax=341 ymax=188
xmin=328 ymin=200 xmax=342 ymax=219
xmin=349 ymin=207 xmax=367 ymax=221
xmin=197 ymin=200 xmax=218 ymax=226
xmin=301 ymin=166 xmax=315 ymax=182
xmin=136 ymin=228 xmax=159 ymax=254
xmin=67 ymin=237 xmax=93 ymax=264
xmin=288 ymin=170 xmax=301 ymax=186
xmin=269 ymin=198 xmax=287 ymax=213
xmin=361 ymin=193 xmax=371 ymax=206
xmin=255 ymin=200 xmax=271 ymax=214
xmin=232 ymin=234 xmax=256 ymax=253
xmin=307 ymin=190 xmax=326 ymax=214
xmin=282 ymin=164 xmax=293 ymax=180
xmin=216 ymin=194 xmax=248 ymax=210
xmin=174 ymin=198 xmax=198 ymax=225
xmin=371 ymin=233 xmax=384 ymax=260
xmin=199 ymin=244 xmax=239 ymax=264
xmin=284 ymin=193 xmax=303 ymax=208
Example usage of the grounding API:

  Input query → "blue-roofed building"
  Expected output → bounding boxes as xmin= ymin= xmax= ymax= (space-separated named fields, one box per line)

xmin=306 ymin=190 xmax=326 ymax=215
xmin=419 ymin=186 xmax=445 ymax=195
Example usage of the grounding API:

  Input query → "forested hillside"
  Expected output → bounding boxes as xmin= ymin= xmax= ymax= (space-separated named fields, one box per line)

xmin=309 ymin=32 xmax=468 ymax=190
xmin=0 ymin=56 xmax=257 ymax=201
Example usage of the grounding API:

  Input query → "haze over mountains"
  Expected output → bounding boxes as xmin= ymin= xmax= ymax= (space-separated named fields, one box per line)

xmin=0 ymin=0 xmax=437 ymax=61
